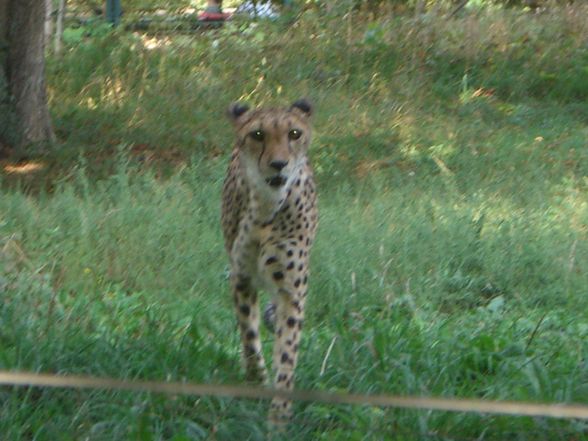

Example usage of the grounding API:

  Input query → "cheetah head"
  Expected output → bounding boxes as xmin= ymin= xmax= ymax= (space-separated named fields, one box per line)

xmin=228 ymin=99 xmax=313 ymax=191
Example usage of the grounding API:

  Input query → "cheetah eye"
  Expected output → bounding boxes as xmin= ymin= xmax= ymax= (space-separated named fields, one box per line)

xmin=249 ymin=130 xmax=265 ymax=141
xmin=288 ymin=129 xmax=303 ymax=140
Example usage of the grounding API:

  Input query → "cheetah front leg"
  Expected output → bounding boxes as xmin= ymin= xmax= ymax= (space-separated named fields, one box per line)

xmin=268 ymin=285 xmax=307 ymax=426
xmin=231 ymin=274 xmax=268 ymax=384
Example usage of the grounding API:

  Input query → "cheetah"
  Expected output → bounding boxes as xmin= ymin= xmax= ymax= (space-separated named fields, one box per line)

xmin=221 ymin=99 xmax=318 ymax=425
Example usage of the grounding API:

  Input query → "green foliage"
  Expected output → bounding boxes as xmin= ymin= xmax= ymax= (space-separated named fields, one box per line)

xmin=62 ymin=22 xmax=114 ymax=45
xmin=3 ymin=3 xmax=588 ymax=440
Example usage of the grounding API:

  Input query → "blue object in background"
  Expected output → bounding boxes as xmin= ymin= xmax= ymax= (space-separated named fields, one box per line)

xmin=105 ymin=0 xmax=122 ymax=26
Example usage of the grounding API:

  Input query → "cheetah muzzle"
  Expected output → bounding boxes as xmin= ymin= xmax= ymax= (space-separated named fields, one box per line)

xmin=266 ymin=175 xmax=287 ymax=188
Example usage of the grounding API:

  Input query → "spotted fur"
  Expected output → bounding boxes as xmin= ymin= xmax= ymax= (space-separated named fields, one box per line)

xmin=221 ymin=99 xmax=318 ymax=425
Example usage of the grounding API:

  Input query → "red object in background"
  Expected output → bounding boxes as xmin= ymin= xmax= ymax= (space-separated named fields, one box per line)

xmin=198 ymin=10 xmax=232 ymax=21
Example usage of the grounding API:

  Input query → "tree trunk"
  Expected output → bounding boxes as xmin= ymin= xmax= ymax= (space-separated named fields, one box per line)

xmin=0 ymin=0 xmax=55 ymax=155
xmin=44 ymin=0 xmax=53 ymax=43
xmin=54 ymin=0 xmax=66 ymax=54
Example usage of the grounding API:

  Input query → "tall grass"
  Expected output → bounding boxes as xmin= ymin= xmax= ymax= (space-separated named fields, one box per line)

xmin=2 ymin=155 xmax=587 ymax=439
xmin=1 ymin=3 xmax=588 ymax=440
xmin=46 ymin=3 xmax=588 ymax=155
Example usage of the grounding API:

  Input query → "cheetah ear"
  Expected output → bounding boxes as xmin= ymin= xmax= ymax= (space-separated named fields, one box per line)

xmin=227 ymin=102 xmax=250 ymax=122
xmin=290 ymin=98 xmax=313 ymax=118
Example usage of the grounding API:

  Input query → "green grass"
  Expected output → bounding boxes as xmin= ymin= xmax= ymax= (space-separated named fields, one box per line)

xmin=2 ymin=4 xmax=588 ymax=440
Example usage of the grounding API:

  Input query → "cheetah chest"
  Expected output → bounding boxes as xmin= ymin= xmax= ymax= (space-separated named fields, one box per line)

xmin=231 ymin=170 xmax=318 ymax=295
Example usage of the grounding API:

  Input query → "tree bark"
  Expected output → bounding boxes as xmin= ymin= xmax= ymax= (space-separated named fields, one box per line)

xmin=0 ymin=0 xmax=12 ymax=156
xmin=45 ymin=0 xmax=53 ymax=43
xmin=54 ymin=0 xmax=66 ymax=54
xmin=0 ymin=0 xmax=55 ymax=155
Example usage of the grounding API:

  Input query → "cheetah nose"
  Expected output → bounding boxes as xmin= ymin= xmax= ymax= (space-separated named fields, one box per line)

xmin=269 ymin=160 xmax=289 ymax=171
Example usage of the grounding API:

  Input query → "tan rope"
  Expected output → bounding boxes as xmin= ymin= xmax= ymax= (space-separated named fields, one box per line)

xmin=1 ymin=370 xmax=587 ymax=420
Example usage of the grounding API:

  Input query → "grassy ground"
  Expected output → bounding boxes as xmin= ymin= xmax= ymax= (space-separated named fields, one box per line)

xmin=1 ymin=3 xmax=588 ymax=440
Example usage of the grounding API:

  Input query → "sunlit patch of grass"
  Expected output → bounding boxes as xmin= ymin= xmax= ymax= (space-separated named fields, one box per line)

xmin=2 ymin=161 xmax=46 ymax=174
xmin=46 ymin=2 xmax=588 ymax=163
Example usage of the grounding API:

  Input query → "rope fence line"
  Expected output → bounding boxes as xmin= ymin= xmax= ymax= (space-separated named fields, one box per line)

xmin=2 ymin=371 xmax=588 ymax=420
